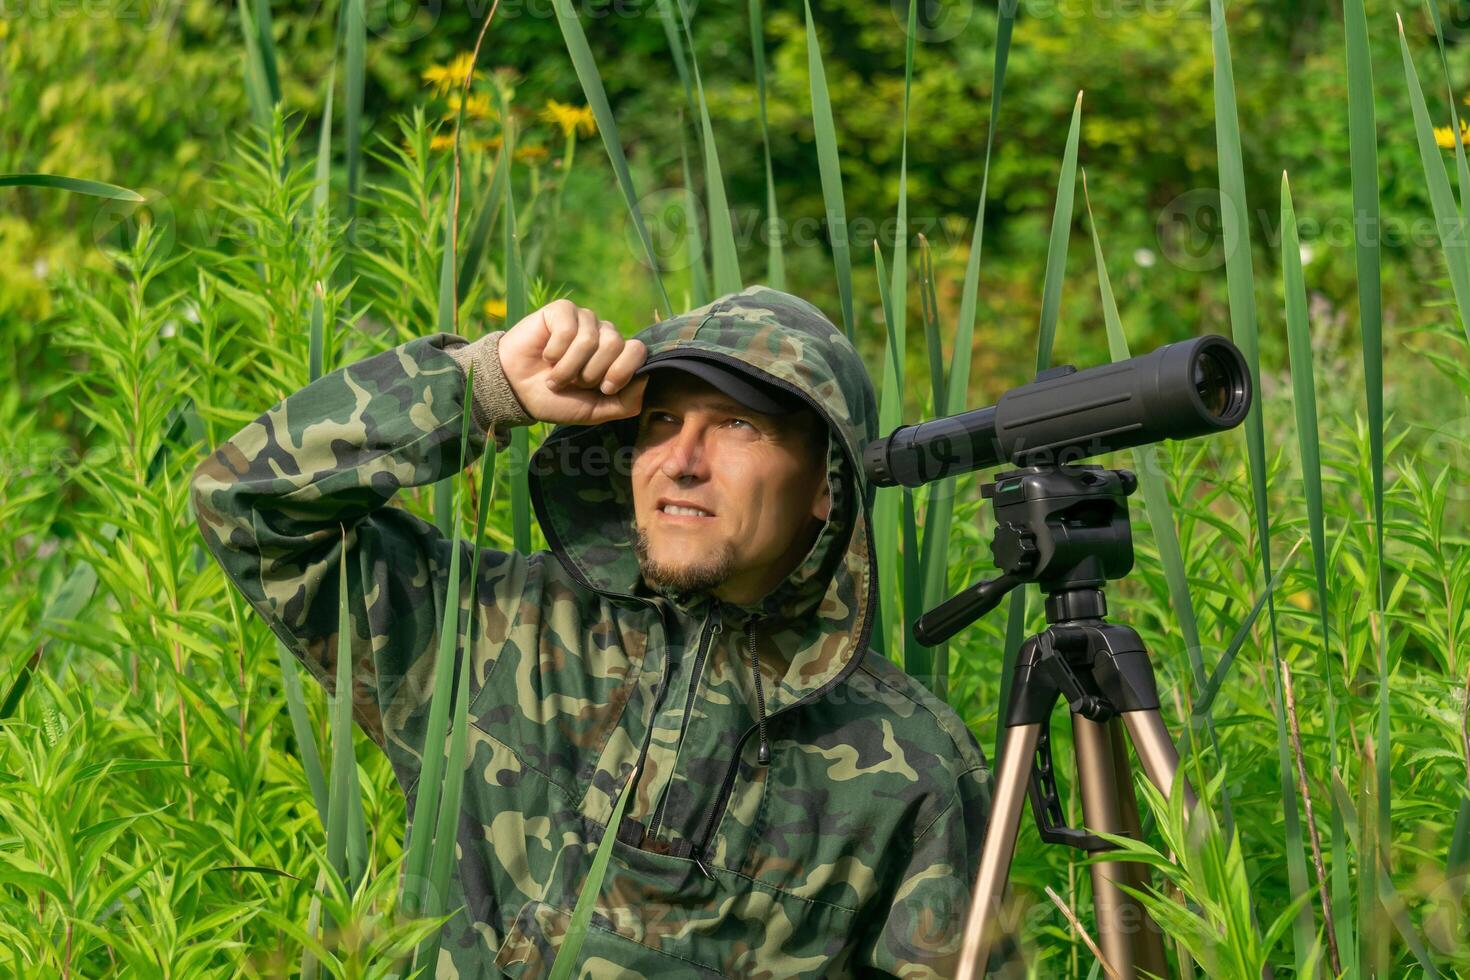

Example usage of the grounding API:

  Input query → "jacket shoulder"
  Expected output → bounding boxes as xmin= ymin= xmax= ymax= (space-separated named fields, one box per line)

xmin=850 ymin=649 xmax=989 ymax=781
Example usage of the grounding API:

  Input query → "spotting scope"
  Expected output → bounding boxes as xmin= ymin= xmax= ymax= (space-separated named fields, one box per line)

xmin=862 ymin=334 xmax=1251 ymax=488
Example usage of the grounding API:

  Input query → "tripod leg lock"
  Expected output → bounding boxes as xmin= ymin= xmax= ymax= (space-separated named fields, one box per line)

xmin=1025 ymin=719 xmax=1113 ymax=852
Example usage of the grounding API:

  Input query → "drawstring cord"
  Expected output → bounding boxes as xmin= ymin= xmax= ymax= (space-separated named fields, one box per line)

xmin=747 ymin=619 xmax=771 ymax=765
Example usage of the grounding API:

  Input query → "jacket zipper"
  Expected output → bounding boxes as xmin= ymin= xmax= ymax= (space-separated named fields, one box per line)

xmin=646 ymin=606 xmax=720 ymax=840
xmin=622 ymin=605 xmax=678 ymax=833
xmin=691 ymin=550 xmax=880 ymax=873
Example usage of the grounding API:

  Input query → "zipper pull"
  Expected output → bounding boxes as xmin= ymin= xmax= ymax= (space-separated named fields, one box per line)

xmin=693 ymin=850 xmax=715 ymax=881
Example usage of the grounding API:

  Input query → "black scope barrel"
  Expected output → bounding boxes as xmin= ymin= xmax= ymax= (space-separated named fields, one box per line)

xmin=863 ymin=334 xmax=1251 ymax=488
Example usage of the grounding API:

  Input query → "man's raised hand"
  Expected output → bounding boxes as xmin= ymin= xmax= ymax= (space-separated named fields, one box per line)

xmin=498 ymin=299 xmax=649 ymax=425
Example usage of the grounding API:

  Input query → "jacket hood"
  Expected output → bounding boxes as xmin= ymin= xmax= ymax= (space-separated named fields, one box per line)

xmin=528 ymin=284 xmax=880 ymax=716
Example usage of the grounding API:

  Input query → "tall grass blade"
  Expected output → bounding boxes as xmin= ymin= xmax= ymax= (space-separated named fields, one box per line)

xmin=414 ymin=367 xmax=483 ymax=972
xmin=438 ymin=34 xmax=484 ymax=544
xmin=276 ymin=633 xmax=329 ymax=823
xmin=1355 ymin=755 xmax=1387 ymax=973
xmin=1281 ymin=171 xmax=1342 ymax=973
xmin=1398 ymin=17 xmax=1470 ymax=347
xmin=803 ymin=0 xmax=854 ymax=339
xmin=435 ymin=181 xmax=458 ymax=337
xmin=309 ymin=282 xmax=325 ymax=383
xmin=236 ymin=0 xmax=273 ymax=132
xmin=323 ymin=536 xmax=357 ymax=934
xmin=914 ymin=237 xmax=942 ymax=643
xmin=918 ymin=237 xmax=945 ymax=416
xmin=344 ymin=0 xmax=365 ymax=221
xmin=749 ymin=0 xmax=784 ymax=289
xmin=400 ymin=498 xmax=466 ymax=917
xmin=679 ymin=114 xmax=710 ymax=308
xmin=675 ymin=3 xmax=741 ymax=295
xmin=1341 ymin=1 xmax=1379 ymax=963
xmin=1209 ymin=1 xmax=1314 ymax=966
xmin=251 ymin=0 xmax=280 ymax=106
xmin=434 ymin=168 xmax=462 ymax=540
xmin=548 ymin=752 xmax=640 ymax=979
xmin=654 ymin=0 xmax=695 ymax=113
xmin=901 ymin=487 xmax=922 ymax=678
xmin=872 ymin=241 xmax=901 ymax=662
xmin=501 ymin=97 xmax=533 ymax=553
xmin=0 ymin=173 xmax=143 ymax=202
xmin=313 ymin=79 xmax=335 ymax=218
xmin=1394 ymin=15 xmax=1466 ymax=966
xmin=1037 ymin=92 xmax=1082 ymax=369
xmin=279 ymin=282 xmax=332 ymax=845
xmin=1421 ymin=0 xmax=1470 ymax=224
xmin=457 ymin=146 xmax=507 ymax=302
xmin=890 ymin=0 xmax=921 ymax=688
xmin=550 ymin=0 xmax=671 ymax=313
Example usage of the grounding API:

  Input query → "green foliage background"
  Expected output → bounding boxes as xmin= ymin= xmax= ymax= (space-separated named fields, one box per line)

xmin=5 ymin=0 xmax=1470 ymax=975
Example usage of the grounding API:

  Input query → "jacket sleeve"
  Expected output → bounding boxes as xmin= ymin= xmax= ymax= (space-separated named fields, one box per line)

xmin=188 ymin=331 xmax=532 ymax=789
xmin=855 ymin=762 xmax=992 ymax=979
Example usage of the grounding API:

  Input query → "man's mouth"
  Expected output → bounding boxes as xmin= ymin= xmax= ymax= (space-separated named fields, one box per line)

xmin=657 ymin=499 xmax=715 ymax=520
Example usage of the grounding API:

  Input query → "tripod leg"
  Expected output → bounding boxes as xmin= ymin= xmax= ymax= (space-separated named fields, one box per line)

xmin=1072 ymin=714 xmax=1161 ymax=979
xmin=1106 ymin=719 xmax=1169 ymax=977
xmin=956 ymin=723 xmax=1042 ymax=980
xmin=1121 ymin=708 xmax=1199 ymax=812
xmin=1108 ymin=718 xmax=1146 ymax=842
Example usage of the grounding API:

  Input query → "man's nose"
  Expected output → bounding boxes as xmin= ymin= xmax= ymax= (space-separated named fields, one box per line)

xmin=659 ymin=423 xmax=709 ymax=480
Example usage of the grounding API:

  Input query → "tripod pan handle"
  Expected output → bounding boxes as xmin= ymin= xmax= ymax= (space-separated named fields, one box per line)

xmin=913 ymin=573 xmax=1023 ymax=646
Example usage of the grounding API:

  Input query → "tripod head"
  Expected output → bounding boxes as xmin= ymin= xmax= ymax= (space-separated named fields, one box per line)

xmin=914 ymin=463 xmax=1139 ymax=646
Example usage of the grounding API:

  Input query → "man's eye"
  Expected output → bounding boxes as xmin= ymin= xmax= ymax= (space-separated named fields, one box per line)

xmin=728 ymin=418 xmax=754 ymax=431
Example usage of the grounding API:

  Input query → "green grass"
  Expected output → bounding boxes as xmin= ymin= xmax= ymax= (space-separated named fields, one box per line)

xmin=3 ymin=1 xmax=1470 ymax=976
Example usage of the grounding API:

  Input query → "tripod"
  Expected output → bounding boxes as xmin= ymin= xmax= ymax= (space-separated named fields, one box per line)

xmin=914 ymin=462 xmax=1202 ymax=979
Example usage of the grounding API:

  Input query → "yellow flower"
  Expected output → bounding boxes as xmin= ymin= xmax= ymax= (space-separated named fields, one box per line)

xmin=483 ymin=298 xmax=508 ymax=320
xmin=444 ymin=91 xmax=494 ymax=121
xmin=540 ymin=99 xmax=596 ymax=139
xmin=422 ymin=53 xmax=478 ymax=97
xmin=515 ymin=144 xmax=550 ymax=165
xmin=1435 ymin=119 xmax=1470 ymax=149
xmin=432 ymin=133 xmax=502 ymax=154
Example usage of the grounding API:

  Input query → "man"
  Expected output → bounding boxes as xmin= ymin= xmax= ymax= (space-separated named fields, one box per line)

xmin=191 ymin=284 xmax=992 ymax=978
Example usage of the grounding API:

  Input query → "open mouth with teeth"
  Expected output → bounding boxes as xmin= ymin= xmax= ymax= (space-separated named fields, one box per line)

xmin=658 ymin=502 xmax=716 ymax=520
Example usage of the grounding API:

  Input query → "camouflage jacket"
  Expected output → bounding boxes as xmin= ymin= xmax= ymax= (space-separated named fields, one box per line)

xmin=191 ymin=285 xmax=992 ymax=978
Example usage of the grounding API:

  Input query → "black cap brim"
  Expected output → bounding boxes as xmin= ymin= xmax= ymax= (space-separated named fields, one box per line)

xmin=633 ymin=356 xmax=800 ymax=415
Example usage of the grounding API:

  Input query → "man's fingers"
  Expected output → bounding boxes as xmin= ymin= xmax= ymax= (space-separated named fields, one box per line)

xmin=599 ymin=339 xmax=648 ymax=394
xmin=538 ymin=299 xmax=581 ymax=362
xmin=547 ymin=307 xmax=601 ymax=388
xmin=576 ymin=322 xmax=625 ymax=387
xmin=588 ymin=373 xmax=649 ymax=422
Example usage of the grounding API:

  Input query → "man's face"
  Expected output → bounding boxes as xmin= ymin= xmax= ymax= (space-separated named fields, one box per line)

xmin=630 ymin=371 xmax=831 ymax=606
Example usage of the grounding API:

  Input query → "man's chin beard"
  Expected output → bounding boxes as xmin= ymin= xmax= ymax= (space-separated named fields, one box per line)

xmin=632 ymin=524 xmax=736 ymax=597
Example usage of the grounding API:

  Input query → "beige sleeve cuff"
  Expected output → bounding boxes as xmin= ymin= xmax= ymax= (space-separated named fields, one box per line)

xmin=445 ymin=331 xmax=535 ymax=451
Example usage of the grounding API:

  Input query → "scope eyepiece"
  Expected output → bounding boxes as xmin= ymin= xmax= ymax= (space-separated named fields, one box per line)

xmin=1190 ymin=335 xmax=1249 ymax=425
